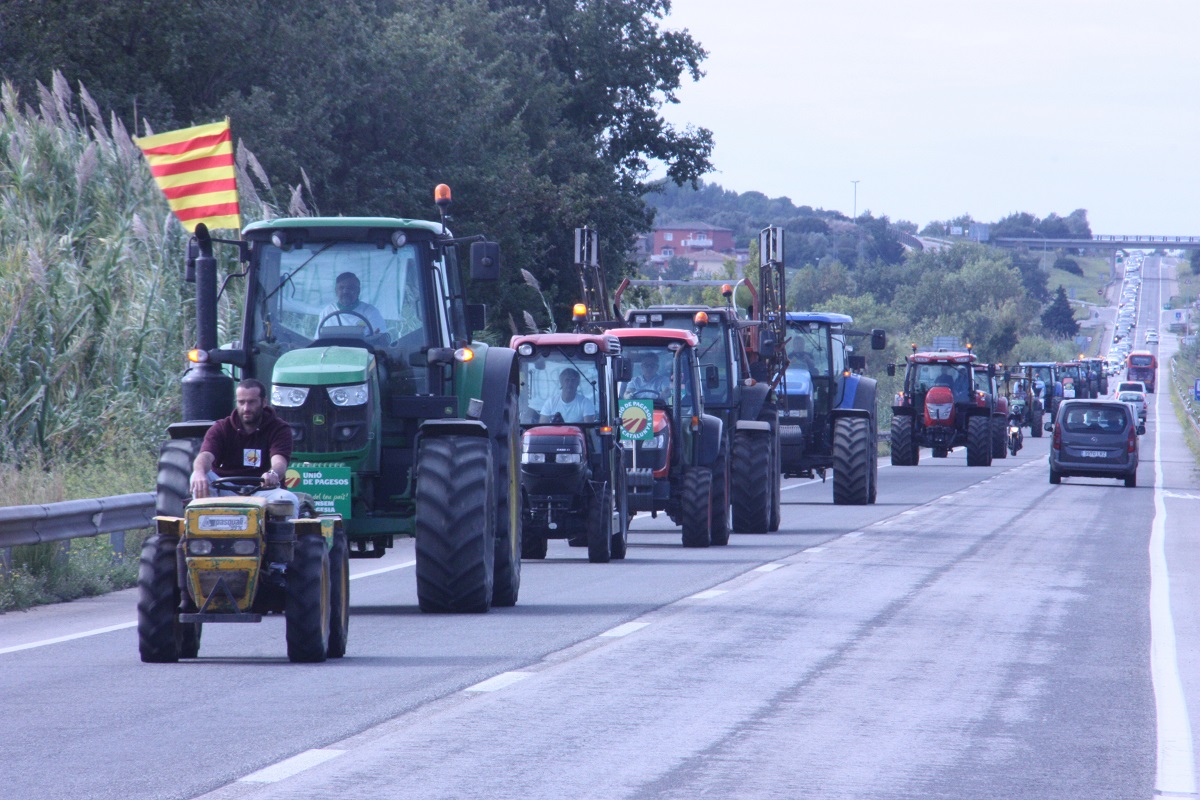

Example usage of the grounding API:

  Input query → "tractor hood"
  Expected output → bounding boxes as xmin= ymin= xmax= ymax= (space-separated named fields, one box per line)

xmin=784 ymin=367 xmax=813 ymax=396
xmin=273 ymin=346 xmax=373 ymax=386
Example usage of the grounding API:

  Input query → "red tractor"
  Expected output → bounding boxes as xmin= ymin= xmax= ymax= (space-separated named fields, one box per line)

xmin=888 ymin=348 xmax=998 ymax=466
xmin=607 ymin=327 xmax=726 ymax=548
xmin=513 ymin=332 xmax=631 ymax=563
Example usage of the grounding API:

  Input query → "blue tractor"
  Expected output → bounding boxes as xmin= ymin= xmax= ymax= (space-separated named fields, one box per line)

xmin=778 ymin=312 xmax=886 ymax=504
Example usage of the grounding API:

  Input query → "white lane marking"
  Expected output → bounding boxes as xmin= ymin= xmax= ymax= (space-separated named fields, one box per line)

xmin=351 ymin=560 xmax=415 ymax=580
xmin=0 ymin=622 xmax=136 ymax=655
xmin=600 ymin=622 xmax=650 ymax=638
xmin=781 ymin=479 xmax=822 ymax=492
xmin=464 ymin=671 xmax=531 ymax=693
xmin=240 ymin=749 xmax=345 ymax=783
xmin=1151 ymin=268 xmax=1195 ymax=797
xmin=754 ymin=563 xmax=786 ymax=573
xmin=1162 ymin=491 xmax=1200 ymax=501
xmin=0 ymin=559 xmax=415 ymax=657
xmin=689 ymin=589 xmax=727 ymax=600
xmin=806 ymin=547 xmax=826 ymax=554
xmin=845 ymin=531 xmax=864 ymax=538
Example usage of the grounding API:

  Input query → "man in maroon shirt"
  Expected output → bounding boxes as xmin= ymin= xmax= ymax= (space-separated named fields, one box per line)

xmin=190 ymin=378 xmax=294 ymax=501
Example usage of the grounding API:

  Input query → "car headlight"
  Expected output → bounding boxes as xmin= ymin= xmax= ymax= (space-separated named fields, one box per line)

xmin=327 ymin=383 xmax=369 ymax=406
xmin=522 ymin=452 xmax=546 ymax=464
xmin=272 ymin=385 xmax=310 ymax=407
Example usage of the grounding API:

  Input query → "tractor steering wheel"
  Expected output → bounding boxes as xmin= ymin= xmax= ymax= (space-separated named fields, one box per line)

xmin=209 ymin=476 xmax=267 ymax=496
xmin=629 ymin=390 xmax=661 ymax=400
xmin=317 ymin=309 xmax=377 ymax=336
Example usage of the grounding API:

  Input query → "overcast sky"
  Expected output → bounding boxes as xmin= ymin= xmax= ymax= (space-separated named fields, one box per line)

xmin=659 ymin=0 xmax=1200 ymax=234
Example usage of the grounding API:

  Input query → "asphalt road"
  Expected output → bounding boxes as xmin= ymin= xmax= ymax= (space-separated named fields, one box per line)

xmin=1 ymin=260 xmax=1197 ymax=800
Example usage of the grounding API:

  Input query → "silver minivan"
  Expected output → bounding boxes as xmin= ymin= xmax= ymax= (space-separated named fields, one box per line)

xmin=1047 ymin=399 xmax=1144 ymax=487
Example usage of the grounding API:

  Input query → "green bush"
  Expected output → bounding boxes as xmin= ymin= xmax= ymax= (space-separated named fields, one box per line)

xmin=1053 ymin=256 xmax=1083 ymax=275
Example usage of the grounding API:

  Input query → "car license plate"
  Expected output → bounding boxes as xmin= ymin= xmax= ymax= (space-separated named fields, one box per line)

xmin=1081 ymin=450 xmax=1106 ymax=458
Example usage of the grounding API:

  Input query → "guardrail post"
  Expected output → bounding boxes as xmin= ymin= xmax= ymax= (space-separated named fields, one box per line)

xmin=110 ymin=531 xmax=126 ymax=564
xmin=0 ymin=546 xmax=9 ymax=576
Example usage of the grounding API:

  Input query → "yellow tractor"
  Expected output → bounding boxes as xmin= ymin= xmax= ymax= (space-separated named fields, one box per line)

xmin=138 ymin=477 xmax=349 ymax=663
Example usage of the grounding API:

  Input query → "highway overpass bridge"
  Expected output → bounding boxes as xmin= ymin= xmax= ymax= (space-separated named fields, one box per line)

xmin=993 ymin=235 xmax=1200 ymax=250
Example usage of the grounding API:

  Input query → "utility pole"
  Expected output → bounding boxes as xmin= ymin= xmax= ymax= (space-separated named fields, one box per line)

xmin=850 ymin=180 xmax=860 ymax=220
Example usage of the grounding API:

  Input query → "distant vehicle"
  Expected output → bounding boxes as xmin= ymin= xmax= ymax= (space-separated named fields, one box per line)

xmin=1146 ymin=332 xmax=1159 ymax=345
xmin=1116 ymin=381 xmax=1147 ymax=395
xmin=1118 ymin=390 xmax=1147 ymax=422
xmin=1047 ymin=399 xmax=1143 ymax=487
xmin=1126 ymin=351 xmax=1158 ymax=392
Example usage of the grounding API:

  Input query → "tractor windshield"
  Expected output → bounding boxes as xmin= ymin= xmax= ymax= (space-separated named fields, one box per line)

xmin=253 ymin=241 xmax=429 ymax=351
xmin=912 ymin=363 xmax=970 ymax=401
xmin=518 ymin=350 xmax=602 ymax=426
xmin=785 ymin=323 xmax=830 ymax=377
xmin=618 ymin=345 xmax=699 ymax=414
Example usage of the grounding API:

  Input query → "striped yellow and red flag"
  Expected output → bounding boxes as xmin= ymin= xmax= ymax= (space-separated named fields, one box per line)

xmin=134 ymin=119 xmax=241 ymax=232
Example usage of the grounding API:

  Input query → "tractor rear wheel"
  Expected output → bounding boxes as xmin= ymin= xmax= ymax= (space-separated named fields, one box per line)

xmin=991 ymin=416 xmax=1008 ymax=459
xmin=832 ymin=417 xmax=871 ymax=505
xmin=731 ymin=431 xmax=771 ymax=533
xmin=758 ymin=405 xmax=782 ymax=532
xmin=587 ymin=487 xmax=613 ymax=563
xmin=286 ymin=534 xmax=330 ymax=663
xmin=1031 ymin=409 xmax=1044 ymax=437
xmin=491 ymin=382 xmax=522 ymax=607
xmin=680 ymin=467 xmax=713 ymax=548
xmin=327 ymin=527 xmax=350 ymax=659
xmin=415 ymin=435 xmax=495 ymax=613
xmin=156 ymin=437 xmax=202 ymax=517
xmin=890 ymin=416 xmax=916 ymax=466
xmin=966 ymin=416 xmax=993 ymax=466
xmin=709 ymin=448 xmax=731 ymax=546
xmin=137 ymin=534 xmax=189 ymax=663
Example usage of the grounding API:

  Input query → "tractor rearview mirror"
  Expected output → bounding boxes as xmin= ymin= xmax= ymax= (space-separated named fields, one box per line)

xmin=470 ymin=241 xmax=501 ymax=281
xmin=871 ymin=329 xmax=886 ymax=350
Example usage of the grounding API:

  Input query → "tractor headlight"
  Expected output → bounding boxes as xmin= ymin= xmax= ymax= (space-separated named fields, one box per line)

xmin=556 ymin=453 xmax=582 ymax=464
xmin=327 ymin=383 xmax=369 ymax=406
xmin=231 ymin=539 xmax=258 ymax=555
xmin=187 ymin=539 xmax=214 ymax=555
xmin=272 ymin=386 xmax=310 ymax=407
xmin=522 ymin=452 xmax=546 ymax=464
xmin=641 ymin=434 xmax=666 ymax=450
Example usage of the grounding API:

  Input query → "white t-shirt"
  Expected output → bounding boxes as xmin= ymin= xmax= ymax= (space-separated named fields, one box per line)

xmin=540 ymin=392 xmax=597 ymax=422
xmin=319 ymin=301 xmax=387 ymax=333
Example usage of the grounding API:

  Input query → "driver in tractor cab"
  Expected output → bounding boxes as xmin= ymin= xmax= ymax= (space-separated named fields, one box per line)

xmin=624 ymin=353 xmax=671 ymax=400
xmin=189 ymin=378 xmax=298 ymax=515
xmin=788 ymin=337 xmax=819 ymax=374
xmin=539 ymin=368 xmax=597 ymax=423
xmin=319 ymin=271 xmax=386 ymax=333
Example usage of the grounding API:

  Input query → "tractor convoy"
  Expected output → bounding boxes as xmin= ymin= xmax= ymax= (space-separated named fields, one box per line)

xmin=140 ymin=197 xmax=1110 ymax=663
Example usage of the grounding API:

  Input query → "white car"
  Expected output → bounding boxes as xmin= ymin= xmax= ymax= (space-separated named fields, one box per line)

xmin=1118 ymin=390 xmax=1147 ymax=422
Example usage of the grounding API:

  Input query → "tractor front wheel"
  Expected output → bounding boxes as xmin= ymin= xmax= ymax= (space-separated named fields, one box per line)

xmin=731 ymin=431 xmax=771 ymax=533
xmin=709 ymin=448 xmax=731 ymax=546
xmin=491 ymin=382 xmax=522 ymax=607
xmin=587 ymin=487 xmax=613 ymax=563
xmin=832 ymin=417 xmax=872 ymax=505
xmin=991 ymin=416 xmax=1008 ymax=459
xmin=286 ymin=534 xmax=331 ymax=663
xmin=890 ymin=416 xmax=916 ymax=466
xmin=415 ymin=435 xmax=495 ymax=613
xmin=137 ymin=534 xmax=189 ymax=663
xmin=327 ymin=527 xmax=350 ymax=659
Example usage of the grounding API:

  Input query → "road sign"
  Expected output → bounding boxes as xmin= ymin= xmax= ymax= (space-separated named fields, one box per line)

xmin=1194 ymin=379 xmax=1200 ymax=402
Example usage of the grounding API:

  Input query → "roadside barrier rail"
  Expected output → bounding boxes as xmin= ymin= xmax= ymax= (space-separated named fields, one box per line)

xmin=0 ymin=493 xmax=154 ymax=569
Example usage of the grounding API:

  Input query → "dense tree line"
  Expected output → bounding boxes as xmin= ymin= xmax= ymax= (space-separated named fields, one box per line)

xmin=0 ymin=0 xmax=713 ymax=332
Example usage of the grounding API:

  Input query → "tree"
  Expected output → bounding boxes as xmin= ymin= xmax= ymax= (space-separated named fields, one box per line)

xmin=1041 ymin=286 xmax=1079 ymax=339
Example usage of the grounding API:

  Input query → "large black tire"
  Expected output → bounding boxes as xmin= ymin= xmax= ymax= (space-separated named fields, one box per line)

xmin=680 ymin=467 xmax=713 ymax=548
xmin=832 ymin=417 xmax=871 ymax=505
xmin=1125 ymin=470 xmax=1137 ymax=488
xmin=890 ymin=415 xmax=916 ymax=466
xmin=1030 ymin=409 xmax=1044 ymax=437
xmin=326 ymin=527 xmax=350 ymax=659
xmin=521 ymin=531 xmax=548 ymax=560
xmin=286 ymin=534 xmax=330 ymax=663
xmin=966 ymin=416 xmax=993 ymax=466
xmin=587 ymin=487 xmax=613 ymax=563
xmin=611 ymin=473 xmax=629 ymax=560
xmin=156 ymin=437 xmax=202 ymax=517
xmin=731 ymin=431 xmax=771 ymax=533
xmin=868 ymin=426 xmax=879 ymax=504
xmin=415 ymin=435 xmax=494 ymax=613
xmin=491 ymin=383 xmax=522 ymax=607
xmin=709 ymin=448 xmax=731 ymax=546
xmin=991 ymin=416 xmax=1008 ymax=459
xmin=137 ymin=534 xmax=188 ymax=663
xmin=1049 ymin=466 xmax=1062 ymax=484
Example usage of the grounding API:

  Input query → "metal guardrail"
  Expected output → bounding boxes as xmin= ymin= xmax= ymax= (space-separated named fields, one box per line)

xmin=0 ymin=493 xmax=155 ymax=567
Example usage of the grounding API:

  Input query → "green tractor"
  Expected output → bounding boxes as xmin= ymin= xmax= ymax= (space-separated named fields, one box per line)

xmin=144 ymin=186 xmax=523 ymax=643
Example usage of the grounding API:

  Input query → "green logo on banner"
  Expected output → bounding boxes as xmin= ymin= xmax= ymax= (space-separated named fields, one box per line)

xmin=286 ymin=463 xmax=352 ymax=517
xmin=618 ymin=399 xmax=654 ymax=441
